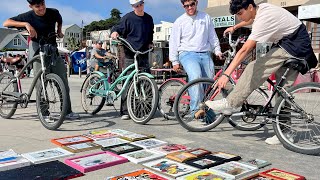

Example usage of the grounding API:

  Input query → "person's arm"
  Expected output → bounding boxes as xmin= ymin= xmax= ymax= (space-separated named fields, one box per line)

xmin=169 ymin=21 xmax=181 ymax=67
xmin=111 ymin=15 xmax=127 ymax=39
xmin=56 ymin=10 xmax=63 ymax=38
xmin=207 ymin=15 xmax=222 ymax=58
xmin=3 ymin=19 xmax=37 ymax=38
xmin=224 ymin=19 xmax=254 ymax=35
xmin=148 ymin=16 xmax=154 ymax=47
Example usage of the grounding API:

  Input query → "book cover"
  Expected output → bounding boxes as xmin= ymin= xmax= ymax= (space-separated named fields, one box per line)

xmin=150 ymin=144 xmax=189 ymax=155
xmin=177 ymin=169 xmax=234 ymax=180
xmin=142 ymin=158 xmax=198 ymax=178
xmin=211 ymin=151 xmax=242 ymax=162
xmin=0 ymin=160 xmax=83 ymax=179
xmin=247 ymin=175 xmax=273 ymax=180
xmin=108 ymin=169 xmax=169 ymax=180
xmin=21 ymin=148 xmax=74 ymax=164
xmin=51 ymin=135 xmax=93 ymax=146
xmin=259 ymin=168 xmax=306 ymax=180
xmin=101 ymin=143 xmax=143 ymax=155
xmin=94 ymin=138 xmax=129 ymax=147
xmin=185 ymin=154 xmax=226 ymax=169
xmin=244 ymin=159 xmax=271 ymax=169
xmin=108 ymin=129 xmax=134 ymax=136
xmin=62 ymin=142 xmax=101 ymax=153
xmin=121 ymin=149 xmax=165 ymax=164
xmin=186 ymin=148 xmax=211 ymax=157
xmin=84 ymin=131 xmax=119 ymax=141
xmin=131 ymin=139 xmax=168 ymax=149
xmin=209 ymin=161 xmax=259 ymax=179
xmin=0 ymin=149 xmax=18 ymax=163
xmin=166 ymin=152 xmax=197 ymax=163
xmin=120 ymin=133 xmax=155 ymax=142
xmin=0 ymin=156 xmax=31 ymax=172
xmin=64 ymin=151 xmax=128 ymax=173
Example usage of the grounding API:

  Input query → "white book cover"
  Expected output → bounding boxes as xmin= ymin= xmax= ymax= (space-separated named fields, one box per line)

xmin=21 ymin=148 xmax=73 ymax=164
xmin=131 ymin=139 xmax=168 ymax=149
xmin=209 ymin=161 xmax=258 ymax=179
xmin=108 ymin=129 xmax=134 ymax=136
xmin=0 ymin=156 xmax=31 ymax=171
xmin=0 ymin=149 xmax=18 ymax=162
xmin=122 ymin=149 xmax=165 ymax=164
xmin=177 ymin=169 xmax=234 ymax=180
xmin=94 ymin=138 xmax=129 ymax=147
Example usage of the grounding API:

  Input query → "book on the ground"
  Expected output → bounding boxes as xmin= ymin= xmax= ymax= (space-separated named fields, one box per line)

xmin=259 ymin=168 xmax=306 ymax=180
xmin=185 ymin=154 xmax=226 ymax=169
xmin=0 ymin=149 xmax=18 ymax=163
xmin=0 ymin=156 xmax=31 ymax=172
xmin=131 ymin=138 xmax=168 ymax=149
xmin=244 ymin=158 xmax=271 ymax=169
xmin=176 ymin=169 xmax=234 ymax=180
xmin=0 ymin=160 xmax=84 ymax=179
xmin=21 ymin=148 xmax=73 ymax=164
xmin=84 ymin=130 xmax=119 ymax=141
xmin=108 ymin=129 xmax=134 ymax=136
xmin=51 ymin=135 xmax=93 ymax=146
xmin=62 ymin=142 xmax=101 ymax=153
xmin=94 ymin=137 xmax=129 ymax=147
xmin=120 ymin=133 xmax=155 ymax=142
xmin=166 ymin=151 xmax=197 ymax=163
xmin=150 ymin=144 xmax=189 ymax=155
xmin=186 ymin=148 xmax=211 ymax=158
xmin=121 ymin=149 xmax=165 ymax=164
xmin=101 ymin=143 xmax=143 ymax=155
xmin=211 ymin=151 xmax=242 ymax=162
xmin=107 ymin=169 xmax=169 ymax=180
xmin=247 ymin=175 xmax=273 ymax=180
xmin=64 ymin=151 xmax=128 ymax=173
xmin=142 ymin=158 xmax=198 ymax=178
xmin=209 ymin=161 xmax=259 ymax=179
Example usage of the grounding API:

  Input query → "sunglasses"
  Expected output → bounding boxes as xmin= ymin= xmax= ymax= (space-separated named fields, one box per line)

xmin=183 ymin=2 xmax=196 ymax=8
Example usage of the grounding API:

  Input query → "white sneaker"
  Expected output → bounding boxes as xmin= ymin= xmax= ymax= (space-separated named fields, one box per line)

xmin=66 ymin=112 xmax=80 ymax=120
xmin=205 ymin=98 xmax=234 ymax=115
xmin=121 ymin=115 xmax=131 ymax=120
xmin=265 ymin=135 xmax=281 ymax=145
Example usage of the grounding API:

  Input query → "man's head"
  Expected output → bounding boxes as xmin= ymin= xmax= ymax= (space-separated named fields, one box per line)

xmin=181 ymin=0 xmax=198 ymax=16
xmin=130 ymin=0 xmax=145 ymax=16
xmin=96 ymin=40 xmax=103 ymax=49
xmin=229 ymin=0 xmax=256 ymax=22
xmin=27 ymin=0 xmax=46 ymax=16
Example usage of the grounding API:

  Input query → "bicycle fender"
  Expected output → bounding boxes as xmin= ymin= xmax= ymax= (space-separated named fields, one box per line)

xmin=80 ymin=71 xmax=106 ymax=92
xmin=139 ymin=72 xmax=155 ymax=79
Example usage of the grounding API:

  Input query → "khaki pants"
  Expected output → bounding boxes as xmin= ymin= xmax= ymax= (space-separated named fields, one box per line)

xmin=226 ymin=48 xmax=299 ymax=107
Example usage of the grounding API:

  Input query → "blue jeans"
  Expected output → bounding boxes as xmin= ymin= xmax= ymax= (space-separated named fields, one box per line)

xmin=179 ymin=51 xmax=215 ymax=112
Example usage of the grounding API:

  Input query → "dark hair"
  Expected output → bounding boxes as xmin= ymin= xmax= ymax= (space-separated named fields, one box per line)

xmin=27 ymin=0 xmax=44 ymax=5
xmin=229 ymin=0 xmax=256 ymax=15
xmin=180 ymin=0 xmax=196 ymax=5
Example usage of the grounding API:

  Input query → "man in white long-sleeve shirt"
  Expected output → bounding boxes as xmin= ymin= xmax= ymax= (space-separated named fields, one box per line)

xmin=169 ymin=0 xmax=222 ymax=118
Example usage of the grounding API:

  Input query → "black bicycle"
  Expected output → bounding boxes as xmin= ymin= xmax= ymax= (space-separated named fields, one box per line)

xmin=0 ymin=33 xmax=67 ymax=130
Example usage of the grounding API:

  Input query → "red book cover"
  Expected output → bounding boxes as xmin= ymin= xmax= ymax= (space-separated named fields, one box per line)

xmin=109 ymin=169 xmax=168 ymax=180
xmin=259 ymin=168 xmax=306 ymax=180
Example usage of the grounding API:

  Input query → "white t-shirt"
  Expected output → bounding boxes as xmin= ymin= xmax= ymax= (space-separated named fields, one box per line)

xmin=248 ymin=3 xmax=301 ymax=43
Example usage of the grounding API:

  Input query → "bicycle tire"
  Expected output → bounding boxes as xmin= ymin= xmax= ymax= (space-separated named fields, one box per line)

xmin=81 ymin=73 xmax=106 ymax=115
xmin=228 ymin=88 xmax=269 ymax=131
xmin=272 ymin=82 xmax=320 ymax=155
xmin=36 ymin=73 xmax=67 ymax=130
xmin=0 ymin=72 xmax=18 ymax=118
xmin=127 ymin=75 xmax=159 ymax=124
xmin=173 ymin=78 xmax=228 ymax=132
xmin=158 ymin=79 xmax=185 ymax=120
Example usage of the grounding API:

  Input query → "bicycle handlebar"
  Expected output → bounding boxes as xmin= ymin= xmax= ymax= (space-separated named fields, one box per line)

xmin=117 ymin=37 xmax=153 ymax=55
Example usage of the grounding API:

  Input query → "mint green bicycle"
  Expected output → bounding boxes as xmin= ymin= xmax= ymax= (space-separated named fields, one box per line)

xmin=80 ymin=37 xmax=159 ymax=124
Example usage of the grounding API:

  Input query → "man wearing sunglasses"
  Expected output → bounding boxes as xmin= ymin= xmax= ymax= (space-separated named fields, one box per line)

xmin=2 ymin=0 xmax=80 ymax=120
xmin=169 ymin=0 xmax=222 ymax=118
xmin=205 ymin=0 xmax=317 ymax=144
xmin=111 ymin=0 xmax=154 ymax=120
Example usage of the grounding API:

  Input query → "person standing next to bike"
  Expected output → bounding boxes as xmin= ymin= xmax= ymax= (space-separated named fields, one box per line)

xmin=3 ymin=0 xmax=80 ymax=120
xmin=169 ymin=0 xmax=222 ymax=118
xmin=205 ymin=0 xmax=317 ymax=144
xmin=110 ymin=0 xmax=154 ymax=120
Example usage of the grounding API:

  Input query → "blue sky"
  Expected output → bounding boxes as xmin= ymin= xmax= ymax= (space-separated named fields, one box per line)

xmin=0 ymin=0 xmax=208 ymax=27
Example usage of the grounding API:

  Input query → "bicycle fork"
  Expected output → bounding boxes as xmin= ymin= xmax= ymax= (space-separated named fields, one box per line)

xmin=39 ymin=51 xmax=48 ymax=101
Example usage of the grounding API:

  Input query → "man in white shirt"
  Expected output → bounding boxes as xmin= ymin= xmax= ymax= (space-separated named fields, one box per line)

xmin=205 ymin=0 xmax=317 ymax=144
xmin=169 ymin=0 xmax=222 ymax=118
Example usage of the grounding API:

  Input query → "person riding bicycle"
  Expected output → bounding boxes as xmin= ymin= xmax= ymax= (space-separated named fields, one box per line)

xmin=169 ymin=0 xmax=222 ymax=118
xmin=205 ymin=0 xmax=318 ymax=144
xmin=90 ymin=40 xmax=117 ymax=72
xmin=110 ymin=0 xmax=154 ymax=120
xmin=2 ymin=0 xmax=80 ymax=120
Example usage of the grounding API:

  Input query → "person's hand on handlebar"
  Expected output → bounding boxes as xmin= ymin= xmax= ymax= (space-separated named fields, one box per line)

xmin=216 ymin=52 xmax=223 ymax=60
xmin=173 ymin=64 xmax=182 ymax=73
xmin=223 ymin=26 xmax=235 ymax=37
xmin=57 ymin=31 xmax=64 ymax=38
xmin=111 ymin=32 xmax=119 ymax=39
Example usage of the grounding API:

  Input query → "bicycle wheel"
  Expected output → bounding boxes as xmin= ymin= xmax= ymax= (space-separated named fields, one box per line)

xmin=0 ymin=72 xmax=18 ymax=118
xmin=81 ymin=73 xmax=106 ymax=115
xmin=173 ymin=78 xmax=229 ymax=132
xmin=158 ymin=79 xmax=185 ymax=120
xmin=273 ymin=82 xmax=320 ymax=155
xmin=228 ymin=88 xmax=269 ymax=131
xmin=36 ymin=73 xmax=67 ymax=130
xmin=127 ymin=75 xmax=159 ymax=124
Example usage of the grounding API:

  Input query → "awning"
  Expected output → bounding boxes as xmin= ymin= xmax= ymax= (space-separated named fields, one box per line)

xmin=298 ymin=0 xmax=320 ymax=23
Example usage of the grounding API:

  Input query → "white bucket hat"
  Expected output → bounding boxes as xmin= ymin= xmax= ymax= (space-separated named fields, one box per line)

xmin=130 ymin=0 xmax=144 ymax=6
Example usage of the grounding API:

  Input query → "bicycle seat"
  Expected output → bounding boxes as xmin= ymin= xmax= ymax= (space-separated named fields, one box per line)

xmin=283 ymin=58 xmax=307 ymax=72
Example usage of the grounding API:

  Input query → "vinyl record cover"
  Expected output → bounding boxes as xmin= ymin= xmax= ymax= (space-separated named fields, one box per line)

xmin=186 ymin=148 xmax=211 ymax=157
xmin=62 ymin=142 xmax=101 ymax=153
xmin=51 ymin=135 xmax=93 ymax=146
xmin=209 ymin=161 xmax=259 ymax=179
xmin=259 ymin=168 xmax=306 ymax=180
xmin=211 ymin=151 xmax=241 ymax=162
xmin=121 ymin=149 xmax=165 ymax=164
xmin=185 ymin=154 xmax=225 ymax=169
xmin=101 ymin=143 xmax=143 ymax=155
xmin=166 ymin=152 xmax=197 ymax=163
xmin=131 ymin=139 xmax=168 ymax=149
xmin=21 ymin=148 xmax=74 ymax=164
xmin=150 ymin=144 xmax=188 ymax=155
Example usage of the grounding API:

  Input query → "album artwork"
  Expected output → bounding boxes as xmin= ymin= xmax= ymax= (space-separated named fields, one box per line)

xmin=0 ymin=156 xmax=31 ymax=172
xmin=94 ymin=138 xmax=129 ymax=147
xmin=121 ymin=149 xmax=165 ymax=164
xmin=62 ymin=142 xmax=101 ymax=153
xmin=108 ymin=129 xmax=134 ymax=136
xmin=51 ymin=135 xmax=93 ymax=146
xmin=186 ymin=148 xmax=211 ymax=157
xmin=21 ymin=148 xmax=74 ymax=164
xmin=108 ymin=169 xmax=169 ymax=180
xmin=211 ymin=151 xmax=242 ymax=162
xmin=131 ymin=139 xmax=168 ymax=149
xmin=120 ymin=133 xmax=155 ymax=142
xmin=176 ymin=169 xmax=234 ymax=180
xmin=101 ymin=143 xmax=143 ymax=155
xmin=259 ymin=168 xmax=306 ymax=180
xmin=84 ymin=130 xmax=119 ymax=141
xmin=185 ymin=155 xmax=225 ymax=169
xmin=142 ymin=158 xmax=198 ymax=178
xmin=64 ymin=151 xmax=128 ymax=173
xmin=150 ymin=144 xmax=188 ymax=155
xmin=209 ymin=161 xmax=259 ymax=179
xmin=0 ymin=160 xmax=84 ymax=179
xmin=166 ymin=152 xmax=197 ymax=163
xmin=244 ymin=159 xmax=271 ymax=169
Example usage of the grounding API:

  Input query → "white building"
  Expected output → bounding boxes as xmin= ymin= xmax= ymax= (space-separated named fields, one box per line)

xmin=153 ymin=21 xmax=173 ymax=47
xmin=57 ymin=24 xmax=82 ymax=49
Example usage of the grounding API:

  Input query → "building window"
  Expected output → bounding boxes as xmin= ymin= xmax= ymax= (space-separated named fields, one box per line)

xmin=156 ymin=27 xmax=162 ymax=32
xmin=280 ymin=1 xmax=286 ymax=6
xmin=13 ymin=38 xmax=22 ymax=46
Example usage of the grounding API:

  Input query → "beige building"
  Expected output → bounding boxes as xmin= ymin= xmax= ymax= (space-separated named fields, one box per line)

xmin=153 ymin=21 xmax=173 ymax=47
xmin=57 ymin=24 xmax=82 ymax=49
